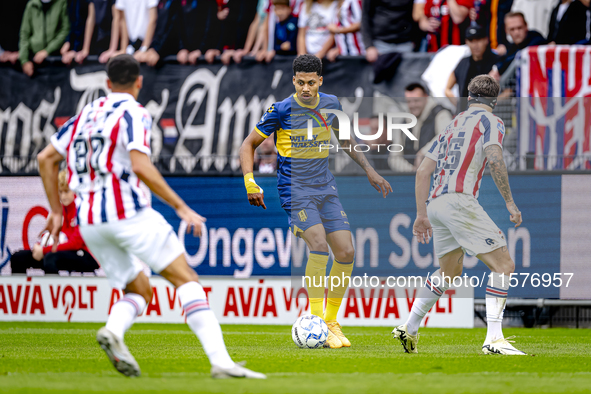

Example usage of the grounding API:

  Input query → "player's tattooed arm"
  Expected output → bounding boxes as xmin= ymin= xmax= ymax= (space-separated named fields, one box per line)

xmin=338 ymin=137 xmax=393 ymax=198
xmin=485 ymin=144 xmax=522 ymax=227
xmin=484 ymin=145 xmax=512 ymax=202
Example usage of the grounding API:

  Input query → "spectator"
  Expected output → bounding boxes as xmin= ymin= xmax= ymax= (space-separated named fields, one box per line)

xmin=469 ymin=0 xmax=492 ymax=34
xmin=403 ymin=82 xmax=452 ymax=167
xmin=61 ymin=0 xmax=89 ymax=65
xmin=233 ymin=0 xmax=270 ymax=63
xmin=218 ymin=0 xmax=259 ymax=65
xmin=420 ymin=0 xmax=473 ymax=52
xmin=265 ymin=0 xmax=299 ymax=62
xmin=19 ymin=0 xmax=70 ymax=77
xmin=327 ymin=0 xmax=365 ymax=61
xmin=445 ymin=24 xmax=500 ymax=112
xmin=511 ymin=0 xmax=555 ymax=38
xmin=493 ymin=12 xmax=546 ymax=76
xmin=97 ymin=1 xmax=126 ymax=64
xmin=0 ymin=0 xmax=28 ymax=65
xmin=362 ymin=0 xmax=415 ymax=63
xmin=297 ymin=0 xmax=338 ymax=58
xmin=548 ymin=0 xmax=590 ymax=45
xmin=116 ymin=0 xmax=158 ymax=62
xmin=144 ymin=0 xmax=183 ymax=67
xmin=10 ymin=170 xmax=99 ymax=274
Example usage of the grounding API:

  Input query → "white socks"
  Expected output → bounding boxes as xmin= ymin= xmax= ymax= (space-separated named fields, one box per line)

xmin=485 ymin=272 xmax=509 ymax=342
xmin=178 ymin=281 xmax=235 ymax=369
xmin=406 ymin=270 xmax=451 ymax=335
xmin=106 ymin=293 xmax=146 ymax=339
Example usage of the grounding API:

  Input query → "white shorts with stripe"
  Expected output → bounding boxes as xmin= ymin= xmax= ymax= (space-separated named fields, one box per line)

xmin=427 ymin=193 xmax=507 ymax=259
xmin=80 ymin=208 xmax=185 ymax=289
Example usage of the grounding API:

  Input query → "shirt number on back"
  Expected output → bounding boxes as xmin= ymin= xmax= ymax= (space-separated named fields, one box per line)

xmin=443 ymin=137 xmax=465 ymax=170
xmin=73 ymin=135 xmax=105 ymax=175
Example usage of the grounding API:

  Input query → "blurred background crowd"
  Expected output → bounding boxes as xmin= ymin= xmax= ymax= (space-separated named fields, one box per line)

xmin=0 ymin=0 xmax=588 ymax=73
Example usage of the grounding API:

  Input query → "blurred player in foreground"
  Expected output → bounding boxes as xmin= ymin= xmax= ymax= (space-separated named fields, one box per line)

xmin=393 ymin=75 xmax=526 ymax=356
xmin=240 ymin=54 xmax=392 ymax=349
xmin=37 ymin=54 xmax=265 ymax=379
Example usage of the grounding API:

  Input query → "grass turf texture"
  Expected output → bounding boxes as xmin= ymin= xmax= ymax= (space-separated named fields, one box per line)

xmin=0 ymin=323 xmax=590 ymax=393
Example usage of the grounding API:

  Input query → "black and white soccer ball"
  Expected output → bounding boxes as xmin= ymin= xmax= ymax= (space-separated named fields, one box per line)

xmin=291 ymin=315 xmax=329 ymax=349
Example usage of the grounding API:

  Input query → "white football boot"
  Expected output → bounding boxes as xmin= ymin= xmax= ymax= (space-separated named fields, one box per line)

xmin=482 ymin=336 xmax=526 ymax=355
xmin=391 ymin=324 xmax=419 ymax=354
xmin=211 ymin=361 xmax=267 ymax=379
xmin=96 ymin=327 xmax=141 ymax=377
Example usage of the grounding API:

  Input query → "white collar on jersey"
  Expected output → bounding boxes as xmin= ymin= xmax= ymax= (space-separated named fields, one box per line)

xmin=107 ymin=92 xmax=136 ymax=101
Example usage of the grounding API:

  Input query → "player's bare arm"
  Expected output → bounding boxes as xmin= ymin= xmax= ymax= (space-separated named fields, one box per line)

xmin=37 ymin=143 xmax=65 ymax=251
xmin=484 ymin=144 xmax=522 ymax=227
xmin=413 ymin=156 xmax=436 ymax=244
xmin=338 ymin=137 xmax=393 ymax=198
xmin=129 ymin=150 xmax=206 ymax=236
xmin=239 ymin=130 xmax=267 ymax=209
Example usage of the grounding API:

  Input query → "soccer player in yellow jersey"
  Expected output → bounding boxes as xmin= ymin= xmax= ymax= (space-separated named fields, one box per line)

xmin=240 ymin=54 xmax=392 ymax=348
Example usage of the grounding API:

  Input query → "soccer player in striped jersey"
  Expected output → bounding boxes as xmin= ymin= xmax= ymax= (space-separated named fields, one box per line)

xmin=37 ymin=55 xmax=265 ymax=379
xmin=392 ymin=75 xmax=526 ymax=355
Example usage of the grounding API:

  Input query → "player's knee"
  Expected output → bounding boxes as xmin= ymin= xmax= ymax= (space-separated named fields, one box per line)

xmin=334 ymin=245 xmax=355 ymax=263
xmin=308 ymin=240 xmax=329 ymax=254
xmin=502 ymin=258 xmax=515 ymax=275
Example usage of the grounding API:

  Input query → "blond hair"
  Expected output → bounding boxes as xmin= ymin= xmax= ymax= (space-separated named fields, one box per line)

xmin=58 ymin=170 xmax=69 ymax=189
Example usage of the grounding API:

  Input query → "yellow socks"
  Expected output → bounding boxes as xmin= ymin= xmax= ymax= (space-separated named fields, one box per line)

xmin=324 ymin=259 xmax=354 ymax=322
xmin=304 ymin=251 xmax=329 ymax=317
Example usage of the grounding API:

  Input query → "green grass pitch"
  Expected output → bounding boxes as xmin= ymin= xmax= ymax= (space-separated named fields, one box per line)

xmin=0 ymin=322 xmax=590 ymax=393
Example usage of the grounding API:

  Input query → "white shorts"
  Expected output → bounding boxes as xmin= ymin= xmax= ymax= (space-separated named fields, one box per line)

xmin=79 ymin=208 xmax=185 ymax=289
xmin=427 ymin=193 xmax=507 ymax=259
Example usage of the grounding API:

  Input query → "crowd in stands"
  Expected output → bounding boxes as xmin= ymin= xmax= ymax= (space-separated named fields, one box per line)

xmin=0 ymin=0 xmax=588 ymax=75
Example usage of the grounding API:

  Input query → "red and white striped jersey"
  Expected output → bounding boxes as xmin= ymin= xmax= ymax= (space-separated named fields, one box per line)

xmin=425 ymin=106 xmax=505 ymax=201
xmin=51 ymin=92 xmax=152 ymax=226
xmin=334 ymin=0 xmax=365 ymax=56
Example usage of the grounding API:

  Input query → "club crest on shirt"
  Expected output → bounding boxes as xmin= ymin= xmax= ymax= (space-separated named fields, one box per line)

xmin=298 ymin=209 xmax=308 ymax=222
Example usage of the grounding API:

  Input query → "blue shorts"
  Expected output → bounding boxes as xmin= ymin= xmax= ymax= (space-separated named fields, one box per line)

xmin=284 ymin=194 xmax=351 ymax=237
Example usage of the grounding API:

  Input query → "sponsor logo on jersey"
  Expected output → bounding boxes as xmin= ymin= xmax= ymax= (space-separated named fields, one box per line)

xmin=485 ymin=238 xmax=495 ymax=245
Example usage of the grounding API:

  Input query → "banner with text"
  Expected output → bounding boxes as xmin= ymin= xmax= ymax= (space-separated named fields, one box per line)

xmin=0 ymin=57 xmax=431 ymax=175
xmin=0 ymin=174 xmax=583 ymax=299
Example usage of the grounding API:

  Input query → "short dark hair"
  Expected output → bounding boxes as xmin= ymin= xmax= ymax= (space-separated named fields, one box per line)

xmin=467 ymin=75 xmax=500 ymax=98
xmin=405 ymin=82 xmax=428 ymax=95
xmin=272 ymin=0 xmax=290 ymax=6
xmin=107 ymin=54 xmax=140 ymax=87
xmin=505 ymin=11 xmax=527 ymax=25
xmin=293 ymin=54 xmax=322 ymax=76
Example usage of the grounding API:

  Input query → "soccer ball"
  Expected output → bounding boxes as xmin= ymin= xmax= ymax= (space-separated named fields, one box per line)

xmin=291 ymin=315 xmax=329 ymax=349
xmin=38 ymin=231 xmax=68 ymax=246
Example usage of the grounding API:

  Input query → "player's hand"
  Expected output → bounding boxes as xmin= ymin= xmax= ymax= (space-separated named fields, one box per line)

xmin=413 ymin=214 xmax=432 ymax=244
xmin=244 ymin=172 xmax=266 ymax=209
xmin=506 ymin=200 xmax=522 ymax=227
xmin=32 ymin=244 xmax=44 ymax=261
xmin=367 ymin=169 xmax=393 ymax=198
xmin=40 ymin=211 xmax=63 ymax=252
xmin=177 ymin=205 xmax=207 ymax=237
